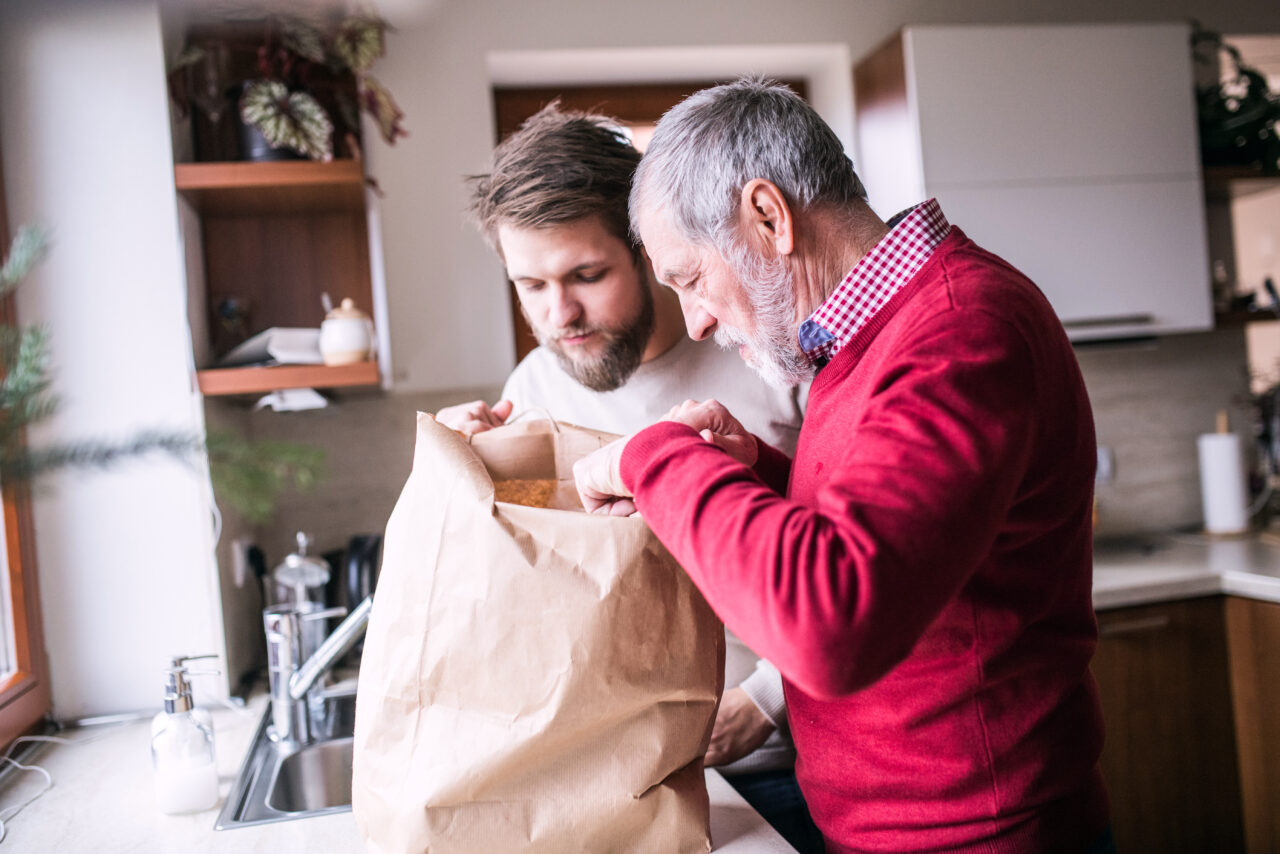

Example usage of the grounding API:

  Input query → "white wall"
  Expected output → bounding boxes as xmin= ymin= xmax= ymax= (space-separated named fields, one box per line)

xmin=0 ymin=0 xmax=224 ymax=718
xmin=0 ymin=0 xmax=1274 ymax=716
xmin=368 ymin=0 xmax=1280 ymax=393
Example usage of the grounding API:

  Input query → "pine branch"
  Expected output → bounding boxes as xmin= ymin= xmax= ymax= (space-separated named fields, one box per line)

xmin=0 ymin=432 xmax=205 ymax=483
xmin=0 ymin=225 xmax=326 ymax=524
xmin=0 ymin=226 xmax=49 ymax=299
xmin=206 ymin=432 xmax=325 ymax=525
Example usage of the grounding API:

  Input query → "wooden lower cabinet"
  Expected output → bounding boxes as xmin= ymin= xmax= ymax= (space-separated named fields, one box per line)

xmin=1091 ymin=597 xmax=1244 ymax=853
xmin=1225 ymin=596 xmax=1280 ymax=853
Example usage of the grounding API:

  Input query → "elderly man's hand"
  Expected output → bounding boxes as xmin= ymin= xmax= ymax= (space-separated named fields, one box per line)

xmin=664 ymin=399 xmax=759 ymax=467
xmin=573 ymin=437 xmax=637 ymax=516
xmin=435 ymin=399 xmax=514 ymax=436
xmin=705 ymin=687 xmax=775 ymax=767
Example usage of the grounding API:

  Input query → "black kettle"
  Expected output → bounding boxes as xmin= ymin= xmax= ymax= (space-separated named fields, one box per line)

xmin=341 ymin=533 xmax=382 ymax=610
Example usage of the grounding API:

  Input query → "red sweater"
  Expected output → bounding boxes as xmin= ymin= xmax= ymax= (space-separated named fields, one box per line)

xmin=621 ymin=229 xmax=1108 ymax=853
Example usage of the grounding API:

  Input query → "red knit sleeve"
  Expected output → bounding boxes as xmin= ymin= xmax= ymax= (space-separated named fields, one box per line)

xmin=751 ymin=438 xmax=792 ymax=494
xmin=620 ymin=308 xmax=1038 ymax=700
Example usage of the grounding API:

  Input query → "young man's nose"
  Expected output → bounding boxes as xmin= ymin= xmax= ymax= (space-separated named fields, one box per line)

xmin=548 ymin=287 xmax=583 ymax=328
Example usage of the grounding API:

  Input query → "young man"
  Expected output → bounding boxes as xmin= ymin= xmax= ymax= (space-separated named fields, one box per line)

xmin=574 ymin=80 xmax=1114 ymax=854
xmin=435 ymin=104 xmax=822 ymax=853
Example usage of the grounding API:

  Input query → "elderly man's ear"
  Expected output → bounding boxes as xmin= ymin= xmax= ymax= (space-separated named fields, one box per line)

xmin=738 ymin=178 xmax=795 ymax=258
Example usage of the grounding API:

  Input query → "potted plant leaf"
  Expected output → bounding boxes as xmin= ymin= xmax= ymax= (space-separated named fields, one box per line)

xmin=169 ymin=7 xmax=407 ymax=163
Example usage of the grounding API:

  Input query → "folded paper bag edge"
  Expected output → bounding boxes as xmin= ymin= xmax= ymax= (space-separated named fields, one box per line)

xmin=415 ymin=411 xmax=495 ymax=506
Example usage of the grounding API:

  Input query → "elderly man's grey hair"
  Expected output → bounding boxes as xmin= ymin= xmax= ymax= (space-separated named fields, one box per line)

xmin=630 ymin=77 xmax=866 ymax=248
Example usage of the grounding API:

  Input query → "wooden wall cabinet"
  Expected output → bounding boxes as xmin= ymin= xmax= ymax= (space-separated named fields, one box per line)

xmin=175 ymin=159 xmax=383 ymax=396
xmin=1091 ymin=597 xmax=1244 ymax=853
xmin=854 ymin=23 xmax=1213 ymax=342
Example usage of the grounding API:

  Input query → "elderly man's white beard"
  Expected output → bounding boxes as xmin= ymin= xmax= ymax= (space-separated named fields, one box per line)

xmin=714 ymin=244 xmax=816 ymax=389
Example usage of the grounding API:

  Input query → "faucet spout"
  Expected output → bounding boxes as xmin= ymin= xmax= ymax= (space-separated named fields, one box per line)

xmin=289 ymin=596 xmax=374 ymax=702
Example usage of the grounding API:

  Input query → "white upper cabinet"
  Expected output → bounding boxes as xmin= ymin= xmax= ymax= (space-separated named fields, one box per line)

xmin=855 ymin=23 xmax=1213 ymax=341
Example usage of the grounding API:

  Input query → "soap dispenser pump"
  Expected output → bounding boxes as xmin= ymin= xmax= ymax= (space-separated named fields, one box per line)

xmin=151 ymin=654 xmax=219 ymax=815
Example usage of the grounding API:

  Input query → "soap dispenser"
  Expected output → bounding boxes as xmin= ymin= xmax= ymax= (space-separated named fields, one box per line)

xmin=151 ymin=654 xmax=219 ymax=815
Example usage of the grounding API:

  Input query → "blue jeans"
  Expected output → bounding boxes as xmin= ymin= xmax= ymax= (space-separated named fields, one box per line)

xmin=1085 ymin=825 xmax=1118 ymax=854
xmin=724 ymin=768 xmax=826 ymax=854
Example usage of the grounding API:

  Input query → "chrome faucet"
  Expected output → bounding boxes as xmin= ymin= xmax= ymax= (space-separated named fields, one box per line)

xmin=263 ymin=596 xmax=373 ymax=745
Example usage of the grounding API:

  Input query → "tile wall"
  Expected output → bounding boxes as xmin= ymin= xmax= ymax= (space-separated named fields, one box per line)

xmin=209 ymin=327 xmax=1252 ymax=682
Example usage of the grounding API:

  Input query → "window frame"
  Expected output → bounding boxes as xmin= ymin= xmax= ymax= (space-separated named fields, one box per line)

xmin=0 ymin=144 xmax=51 ymax=748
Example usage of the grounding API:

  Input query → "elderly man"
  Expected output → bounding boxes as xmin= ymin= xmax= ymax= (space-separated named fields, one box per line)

xmin=434 ymin=103 xmax=823 ymax=852
xmin=574 ymin=79 xmax=1113 ymax=854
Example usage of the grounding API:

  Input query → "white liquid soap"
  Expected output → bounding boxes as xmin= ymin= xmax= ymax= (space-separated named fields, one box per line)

xmin=151 ymin=655 xmax=220 ymax=815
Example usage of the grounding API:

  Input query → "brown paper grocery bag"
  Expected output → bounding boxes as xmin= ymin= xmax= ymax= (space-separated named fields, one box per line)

xmin=352 ymin=413 xmax=724 ymax=854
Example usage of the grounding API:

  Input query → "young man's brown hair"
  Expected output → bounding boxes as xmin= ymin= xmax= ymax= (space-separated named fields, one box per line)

xmin=467 ymin=101 xmax=643 ymax=261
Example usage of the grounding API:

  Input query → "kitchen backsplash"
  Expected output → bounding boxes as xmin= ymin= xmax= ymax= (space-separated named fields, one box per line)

xmin=1078 ymin=326 xmax=1251 ymax=536
xmin=222 ymin=324 xmax=1251 ymax=561
xmin=227 ymin=387 xmax=503 ymax=562
xmin=203 ymin=328 xmax=1249 ymax=686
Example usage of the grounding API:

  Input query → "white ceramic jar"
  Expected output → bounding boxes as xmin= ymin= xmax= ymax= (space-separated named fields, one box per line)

xmin=319 ymin=298 xmax=375 ymax=366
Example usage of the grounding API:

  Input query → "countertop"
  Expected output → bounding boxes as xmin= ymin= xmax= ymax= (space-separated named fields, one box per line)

xmin=0 ymin=693 xmax=793 ymax=853
xmin=8 ymin=532 xmax=1280 ymax=852
xmin=1092 ymin=530 xmax=1280 ymax=610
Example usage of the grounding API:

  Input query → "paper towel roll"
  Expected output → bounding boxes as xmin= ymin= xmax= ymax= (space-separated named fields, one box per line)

xmin=1197 ymin=432 xmax=1250 ymax=534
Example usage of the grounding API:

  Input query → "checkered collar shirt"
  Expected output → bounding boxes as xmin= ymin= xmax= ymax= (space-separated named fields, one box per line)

xmin=798 ymin=198 xmax=951 ymax=368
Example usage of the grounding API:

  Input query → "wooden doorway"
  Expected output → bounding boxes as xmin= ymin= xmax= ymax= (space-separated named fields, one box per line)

xmin=490 ymin=79 xmax=809 ymax=362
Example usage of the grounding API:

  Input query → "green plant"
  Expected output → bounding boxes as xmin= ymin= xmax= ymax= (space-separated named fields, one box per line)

xmin=170 ymin=7 xmax=406 ymax=162
xmin=0 ymin=226 xmax=323 ymax=524
xmin=1191 ymin=22 xmax=1280 ymax=173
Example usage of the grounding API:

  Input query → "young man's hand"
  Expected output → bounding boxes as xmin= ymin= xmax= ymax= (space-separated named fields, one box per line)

xmin=572 ymin=437 xmax=636 ymax=516
xmin=705 ymin=687 xmax=775 ymax=767
xmin=434 ymin=399 xmax=514 ymax=436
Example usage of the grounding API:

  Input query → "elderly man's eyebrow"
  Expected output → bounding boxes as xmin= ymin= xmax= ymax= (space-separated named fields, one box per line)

xmin=657 ymin=267 xmax=689 ymax=287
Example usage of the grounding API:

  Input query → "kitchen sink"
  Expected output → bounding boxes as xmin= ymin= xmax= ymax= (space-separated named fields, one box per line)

xmin=215 ymin=689 xmax=357 ymax=829
xmin=268 ymin=737 xmax=353 ymax=813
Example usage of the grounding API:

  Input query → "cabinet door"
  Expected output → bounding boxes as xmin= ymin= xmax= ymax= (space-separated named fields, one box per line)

xmin=936 ymin=178 xmax=1211 ymax=340
xmin=1091 ymin=597 xmax=1243 ymax=853
xmin=855 ymin=23 xmax=1213 ymax=341
xmin=907 ymin=23 xmax=1200 ymax=186
xmin=1225 ymin=596 xmax=1280 ymax=853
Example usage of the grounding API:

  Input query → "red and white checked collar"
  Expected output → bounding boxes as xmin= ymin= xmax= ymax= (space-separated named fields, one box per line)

xmin=800 ymin=199 xmax=951 ymax=365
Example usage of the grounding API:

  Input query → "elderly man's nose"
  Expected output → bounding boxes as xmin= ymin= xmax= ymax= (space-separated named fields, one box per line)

xmin=684 ymin=302 xmax=717 ymax=341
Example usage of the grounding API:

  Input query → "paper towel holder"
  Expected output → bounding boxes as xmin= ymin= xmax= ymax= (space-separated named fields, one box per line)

xmin=1198 ymin=409 xmax=1252 ymax=536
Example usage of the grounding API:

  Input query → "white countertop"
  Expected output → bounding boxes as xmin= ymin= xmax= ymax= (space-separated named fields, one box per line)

xmin=9 ymin=532 xmax=1279 ymax=851
xmin=1092 ymin=530 xmax=1280 ymax=610
xmin=0 ymin=693 xmax=793 ymax=853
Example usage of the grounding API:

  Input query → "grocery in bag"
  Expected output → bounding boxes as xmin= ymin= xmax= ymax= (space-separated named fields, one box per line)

xmin=352 ymin=413 xmax=724 ymax=853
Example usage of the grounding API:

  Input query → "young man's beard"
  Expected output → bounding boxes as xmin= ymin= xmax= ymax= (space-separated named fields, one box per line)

xmin=714 ymin=242 xmax=815 ymax=389
xmin=532 ymin=285 xmax=656 ymax=392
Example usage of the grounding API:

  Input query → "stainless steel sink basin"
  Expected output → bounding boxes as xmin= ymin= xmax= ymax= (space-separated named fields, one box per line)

xmin=215 ymin=690 xmax=357 ymax=829
xmin=268 ymin=737 xmax=353 ymax=813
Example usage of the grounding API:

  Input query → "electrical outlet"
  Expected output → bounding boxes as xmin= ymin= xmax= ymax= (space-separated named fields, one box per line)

xmin=231 ymin=538 xmax=252 ymax=588
xmin=1096 ymin=446 xmax=1116 ymax=484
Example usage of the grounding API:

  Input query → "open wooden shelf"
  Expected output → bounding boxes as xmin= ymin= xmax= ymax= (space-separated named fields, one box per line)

xmin=174 ymin=159 xmax=366 ymax=215
xmin=1216 ymin=309 xmax=1280 ymax=327
xmin=196 ymin=360 xmax=379 ymax=396
xmin=1203 ymin=166 xmax=1280 ymax=201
